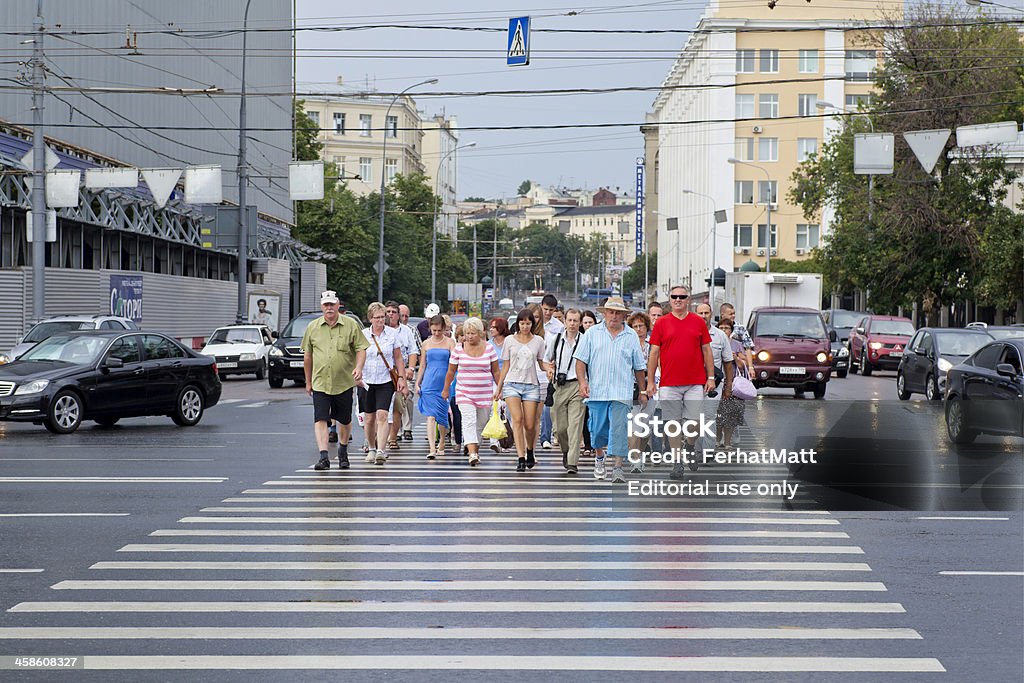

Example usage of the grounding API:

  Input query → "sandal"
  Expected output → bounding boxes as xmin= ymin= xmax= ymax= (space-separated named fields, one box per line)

xmin=387 ymin=439 xmax=399 ymax=450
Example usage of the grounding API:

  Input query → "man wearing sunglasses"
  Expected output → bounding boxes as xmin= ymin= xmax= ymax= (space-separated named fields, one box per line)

xmin=646 ymin=285 xmax=716 ymax=478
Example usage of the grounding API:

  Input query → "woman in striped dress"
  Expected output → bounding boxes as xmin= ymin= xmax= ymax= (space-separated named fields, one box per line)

xmin=443 ymin=317 xmax=499 ymax=466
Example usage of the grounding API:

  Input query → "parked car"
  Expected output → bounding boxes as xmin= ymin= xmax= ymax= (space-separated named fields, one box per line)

xmin=0 ymin=330 xmax=220 ymax=434
xmin=848 ymin=315 xmax=915 ymax=375
xmin=897 ymin=328 xmax=994 ymax=400
xmin=985 ymin=326 xmax=1024 ymax=341
xmin=2 ymin=315 xmax=138 ymax=365
xmin=267 ymin=312 xmax=320 ymax=388
xmin=747 ymin=307 xmax=835 ymax=399
xmin=200 ymin=324 xmax=274 ymax=380
xmin=944 ymin=338 xmax=1023 ymax=444
xmin=821 ymin=309 xmax=865 ymax=379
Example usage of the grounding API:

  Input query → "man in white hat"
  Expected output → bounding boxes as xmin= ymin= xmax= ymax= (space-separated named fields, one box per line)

xmin=301 ymin=290 xmax=369 ymax=470
xmin=417 ymin=303 xmax=441 ymax=342
xmin=573 ymin=296 xmax=647 ymax=483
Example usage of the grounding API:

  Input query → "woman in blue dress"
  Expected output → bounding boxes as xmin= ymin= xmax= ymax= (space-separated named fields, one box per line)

xmin=415 ymin=314 xmax=455 ymax=459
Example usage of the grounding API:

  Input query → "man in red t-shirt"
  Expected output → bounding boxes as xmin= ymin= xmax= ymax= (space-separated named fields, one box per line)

xmin=646 ymin=285 xmax=715 ymax=475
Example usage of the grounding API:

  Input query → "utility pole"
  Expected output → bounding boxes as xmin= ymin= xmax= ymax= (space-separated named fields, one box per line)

xmin=30 ymin=0 xmax=45 ymax=321
xmin=236 ymin=0 xmax=253 ymax=323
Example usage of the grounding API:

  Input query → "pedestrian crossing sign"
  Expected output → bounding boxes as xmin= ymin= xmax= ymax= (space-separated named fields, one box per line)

xmin=507 ymin=16 xmax=530 ymax=66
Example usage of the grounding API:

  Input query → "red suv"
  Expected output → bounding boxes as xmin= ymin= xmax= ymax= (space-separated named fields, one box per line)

xmin=747 ymin=307 xmax=835 ymax=399
xmin=848 ymin=315 xmax=915 ymax=376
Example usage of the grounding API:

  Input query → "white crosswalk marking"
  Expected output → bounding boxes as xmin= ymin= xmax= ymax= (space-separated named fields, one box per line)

xmin=0 ymin=425 xmax=945 ymax=675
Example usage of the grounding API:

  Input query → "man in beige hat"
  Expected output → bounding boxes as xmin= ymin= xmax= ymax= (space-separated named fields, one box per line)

xmin=573 ymin=296 xmax=647 ymax=483
xmin=301 ymin=290 xmax=369 ymax=470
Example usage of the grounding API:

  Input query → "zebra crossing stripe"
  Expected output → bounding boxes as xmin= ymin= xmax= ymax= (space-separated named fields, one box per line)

xmin=148 ymin=529 xmax=851 ymax=539
xmin=89 ymin=560 xmax=872 ymax=571
xmin=178 ymin=516 xmax=841 ymax=525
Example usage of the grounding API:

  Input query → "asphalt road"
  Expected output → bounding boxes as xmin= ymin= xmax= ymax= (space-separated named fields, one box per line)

xmin=0 ymin=373 xmax=1020 ymax=681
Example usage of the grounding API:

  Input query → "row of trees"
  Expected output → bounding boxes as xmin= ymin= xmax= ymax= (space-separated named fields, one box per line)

xmin=789 ymin=5 xmax=1023 ymax=321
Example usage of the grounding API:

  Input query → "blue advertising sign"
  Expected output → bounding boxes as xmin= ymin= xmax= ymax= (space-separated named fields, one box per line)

xmin=507 ymin=16 xmax=530 ymax=66
xmin=110 ymin=274 xmax=143 ymax=322
xmin=635 ymin=160 xmax=644 ymax=257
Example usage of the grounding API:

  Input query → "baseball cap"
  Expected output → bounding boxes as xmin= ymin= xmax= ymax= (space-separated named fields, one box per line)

xmin=320 ymin=290 xmax=340 ymax=305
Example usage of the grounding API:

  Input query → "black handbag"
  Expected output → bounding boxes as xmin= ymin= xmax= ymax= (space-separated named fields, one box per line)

xmin=544 ymin=382 xmax=555 ymax=407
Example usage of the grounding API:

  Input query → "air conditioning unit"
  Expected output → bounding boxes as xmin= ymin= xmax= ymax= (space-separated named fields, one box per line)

xmin=795 ymin=248 xmax=806 ymax=256
xmin=770 ymin=249 xmax=778 ymax=257
xmin=734 ymin=246 xmax=744 ymax=254
xmin=752 ymin=125 xmax=763 ymax=134
xmin=757 ymin=248 xmax=766 ymax=256
xmin=742 ymin=247 xmax=750 ymax=255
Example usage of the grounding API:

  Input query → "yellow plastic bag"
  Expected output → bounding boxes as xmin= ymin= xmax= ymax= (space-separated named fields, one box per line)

xmin=481 ymin=401 xmax=508 ymax=440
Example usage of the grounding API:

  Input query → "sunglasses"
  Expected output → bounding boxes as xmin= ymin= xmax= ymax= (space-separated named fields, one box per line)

xmin=670 ymin=294 xmax=689 ymax=300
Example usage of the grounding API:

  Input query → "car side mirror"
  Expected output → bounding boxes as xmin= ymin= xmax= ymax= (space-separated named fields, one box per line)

xmin=855 ymin=327 xmax=864 ymax=335
xmin=829 ymin=329 xmax=837 ymax=342
xmin=996 ymin=363 xmax=1018 ymax=378
xmin=914 ymin=348 xmax=927 ymax=356
xmin=271 ymin=331 xmax=279 ymax=339
xmin=103 ymin=357 xmax=124 ymax=370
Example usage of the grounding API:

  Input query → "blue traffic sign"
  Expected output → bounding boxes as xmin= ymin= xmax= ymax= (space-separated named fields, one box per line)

xmin=507 ymin=16 xmax=530 ymax=66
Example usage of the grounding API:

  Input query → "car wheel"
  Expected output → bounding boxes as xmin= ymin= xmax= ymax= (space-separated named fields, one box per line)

xmin=837 ymin=368 xmax=848 ymax=379
xmin=946 ymin=397 xmax=976 ymax=444
xmin=218 ymin=373 xmax=228 ymax=382
xmin=793 ymin=387 xmax=804 ymax=397
xmin=925 ymin=374 xmax=940 ymax=401
xmin=896 ymin=372 xmax=911 ymax=400
xmin=268 ymin=375 xmax=284 ymax=389
xmin=94 ymin=416 xmax=120 ymax=428
xmin=255 ymin=360 xmax=266 ymax=380
xmin=812 ymin=382 xmax=827 ymax=399
xmin=172 ymin=385 xmax=205 ymax=427
xmin=861 ymin=353 xmax=873 ymax=376
xmin=44 ymin=390 xmax=83 ymax=434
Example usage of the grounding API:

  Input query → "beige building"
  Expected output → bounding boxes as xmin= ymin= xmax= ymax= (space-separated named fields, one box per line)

xmin=647 ymin=0 xmax=902 ymax=303
xmin=421 ymin=115 xmax=460 ymax=238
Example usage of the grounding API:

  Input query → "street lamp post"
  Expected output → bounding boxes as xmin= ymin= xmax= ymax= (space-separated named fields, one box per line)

xmin=377 ymin=78 xmax=438 ymax=302
xmin=235 ymin=0 xmax=253 ymax=323
xmin=681 ymin=189 xmax=721 ymax=311
xmin=573 ymin=246 xmax=584 ymax=302
xmin=431 ymin=141 xmax=476 ymax=304
xmin=728 ymin=158 xmax=773 ymax=272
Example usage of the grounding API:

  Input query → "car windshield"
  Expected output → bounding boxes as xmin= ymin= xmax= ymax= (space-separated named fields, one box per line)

xmin=935 ymin=332 xmax=993 ymax=356
xmin=209 ymin=328 xmax=263 ymax=344
xmin=281 ymin=317 xmax=318 ymax=339
xmin=987 ymin=329 xmax=1024 ymax=341
xmin=754 ymin=312 xmax=827 ymax=338
xmin=19 ymin=334 xmax=108 ymax=364
xmin=872 ymin=320 xmax=915 ymax=336
xmin=24 ymin=321 xmax=90 ymax=343
xmin=830 ymin=311 xmax=863 ymax=328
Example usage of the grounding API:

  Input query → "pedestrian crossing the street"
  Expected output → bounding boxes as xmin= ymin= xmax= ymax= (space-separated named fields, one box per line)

xmin=1 ymin=423 xmax=946 ymax=677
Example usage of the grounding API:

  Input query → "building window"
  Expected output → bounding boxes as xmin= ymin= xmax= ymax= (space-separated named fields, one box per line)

xmin=333 ymin=112 xmax=345 ymax=134
xmin=735 ymin=137 xmax=755 ymax=161
xmin=759 ymin=49 xmax=779 ymax=73
xmin=386 ymin=115 xmax=398 ymax=139
xmin=758 ymin=94 xmax=779 ymax=119
xmin=757 ymin=224 xmax=778 ymax=249
xmin=845 ymin=50 xmax=876 ymax=82
xmin=332 ymin=156 xmax=346 ymax=175
xmin=797 ymin=138 xmax=817 ymax=162
xmin=734 ymin=180 xmax=754 ymax=204
xmin=798 ymin=94 xmax=817 ymax=117
xmin=734 ymin=224 xmax=753 ymax=248
xmin=360 ymin=114 xmax=372 ymax=137
xmin=385 ymin=158 xmax=397 ymax=182
xmin=306 ymin=111 xmax=320 ymax=127
xmin=736 ymin=94 xmax=755 ymax=119
xmin=796 ymin=223 xmax=820 ymax=249
xmin=359 ymin=157 xmax=372 ymax=180
xmin=736 ymin=49 xmax=755 ymax=73
xmin=758 ymin=180 xmax=778 ymax=205
xmin=758 ymin=137 xmax=778 ymax=162
xmin=798 ymin=49 xmax=818 ymax=73
xmin=845 ymin=94 xmax=873 ymax=110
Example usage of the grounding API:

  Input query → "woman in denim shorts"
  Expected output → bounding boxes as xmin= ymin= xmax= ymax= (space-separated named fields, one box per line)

xmin=494 ymin=309 xmax=546 ymax=471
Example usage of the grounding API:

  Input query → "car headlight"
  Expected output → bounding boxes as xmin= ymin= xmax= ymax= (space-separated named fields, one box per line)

xmin=0 ymin=353 xmax=9 ymax=365
xmin=756 ymin=350 xmax=770 ymax=362
xmin=14 ymin=379 xmax=49 ymax=395
xmin=869 ymin=341 xmax=883 ymax=350
xmin=838 ymin=346 xmax=849 ymax=357
xmin=937 ymin=358 xmax=953 ymax=373
xmin=239 ymin=353 xmax=257 ymax=361
xmin=269 ymin=346 xmax=284 ymax=357
xmin=816 ymin=351 xmax=829 ymax=363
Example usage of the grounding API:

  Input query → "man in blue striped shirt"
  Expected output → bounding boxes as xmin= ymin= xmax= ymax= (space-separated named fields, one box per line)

xmin=574 ymin=297 xmax=648 ymax=482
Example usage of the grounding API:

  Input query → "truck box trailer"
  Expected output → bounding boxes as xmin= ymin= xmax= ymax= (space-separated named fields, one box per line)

xmin=723 ymin=272 xmax=824 ymax=326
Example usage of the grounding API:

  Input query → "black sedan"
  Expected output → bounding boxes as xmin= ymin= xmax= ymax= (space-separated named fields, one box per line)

xmin=0 ymin=331 xmax=221 ymax=434
xmin=897 ymin=327 xmax=993 ymax=400
xmin=944 ymin=338 xmax=1023 ymax=444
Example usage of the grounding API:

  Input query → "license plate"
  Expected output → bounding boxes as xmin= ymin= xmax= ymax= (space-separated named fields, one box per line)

xmin=889 ymin=351 xmax=903 ymax=358
xmin=779 ymin=366 xmax=805 ymax=375
xmin=290 ymin=361 xmax=304 ymax=368
xmin=219 ymin=362 xmax=237 ymax=368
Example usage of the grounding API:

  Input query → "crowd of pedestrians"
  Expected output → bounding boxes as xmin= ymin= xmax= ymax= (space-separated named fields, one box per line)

xmin=300 ymin=288 xmax=754 ymax=481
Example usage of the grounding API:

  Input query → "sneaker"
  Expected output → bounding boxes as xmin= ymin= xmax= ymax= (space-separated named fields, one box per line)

xmin=337 ymin=454 xmax=350 ymax=469
xmin=364 ymin=449 xmax=376 ymax=463
xmin=426 ymin=452 xmax=436 ymax=461
xmin=566 ymin=465 xmax=578 ymax=474
xmin=593 ymin=457 xmax=606 ymax=480
xmin=313 ymin=455 xmax=331 ymax=471
xmin=612 ymin=467 xmax=626 ymax=483
xmin=542 ymin=440 xmax=552 ymax=449
xmin=469 ymin=453 xmax=480 ymax=466
xmin=403 ymin=430 xmax=413 ymax=441
xmin=629 ymin=461 xmax=645 ymax=474
xmin=687 ymin=448 xmax=699 ymax=472
xmin=489 ymin=443 xmax=501 ymax=454
xmin=375 ymin=450 xmax=387 ymax=465
xmin=328 ymin=430 xmax=338 ymax=443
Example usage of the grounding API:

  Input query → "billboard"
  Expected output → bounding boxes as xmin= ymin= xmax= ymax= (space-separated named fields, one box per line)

xmin=109 ymin=275 xmax=143 ymax=322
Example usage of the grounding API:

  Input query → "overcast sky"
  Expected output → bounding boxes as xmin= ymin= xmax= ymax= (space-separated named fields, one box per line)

xmin=295 ymin=1 xmax=707 ymax=200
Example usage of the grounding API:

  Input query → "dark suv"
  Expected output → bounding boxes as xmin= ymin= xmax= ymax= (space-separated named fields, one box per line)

xmin=747 ymin=307 xmax=835 ymax=399
xmin=267 ymin=311 xmax=362 ymax=388
xmin=822 ymin=309 xmax=866 ymax=379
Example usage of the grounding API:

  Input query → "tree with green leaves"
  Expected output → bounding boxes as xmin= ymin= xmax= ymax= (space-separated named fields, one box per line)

xmin=789 ymin=3 xmax=1023 ymax=322
xmin=517 ymin=180 xmax=532 ymax=196
xmin=293 ymin=99 xmax=322 ymax=162
xmin=622 ymin=251 xmax=657 ymax=294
